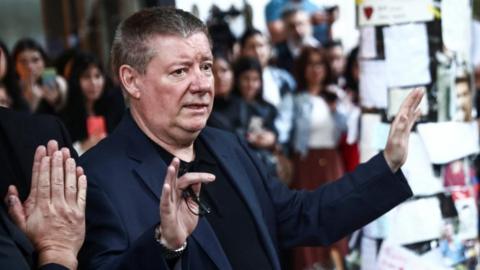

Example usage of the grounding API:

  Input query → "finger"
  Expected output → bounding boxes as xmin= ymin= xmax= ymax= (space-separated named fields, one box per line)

xmin=61 ymin=147 xmax=71 ymax=162
xmin=51 ymin=151 xmax=66 ymax=205
xmin=176 ymin=173 xmax=216 ymax=190
xmin=29 ymin=145 xmax=47 ymax=204
xmin=160 ymin=182 xmax=174 ymax=217
xmin=76 ymin=166 xmax=84 ymax=178
xmin=171 ymin=158 xmax=180 ymax=193
xmin=189 ymin=182 xmax=202 ymax=196
xmin=408 ymin=108 xmax=422 ymax=131
xmin=6 ymin=186 xmax=27 ymax=232
xmin=65 ymin=158 xmax=77 ymax=205
xmin=165 ymin=163 xmax=178 ymax=203
xmin=77 ymin=175 xmax=87 ymax=211
xmin=400 ymin=88 xmax=424 ymax=115
xmin=47 ymin=140 xmax=59 ymax=157
xmin=36 ymin=156 xmax=51 ymax=206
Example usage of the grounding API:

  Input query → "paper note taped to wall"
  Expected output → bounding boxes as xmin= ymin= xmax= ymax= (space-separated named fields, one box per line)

xmin=360 ymin=26 xmax=377 ymax=58
xmin=358 ymin=0 xmax=434 ymax=26
xmin=386 ymin=197 xmax=443 ymax=245
xmin=442 ymin=0 xmax=472 ymax=62
xmin=417 ymin=121 xmax=479 ymax=164
xmin=383 ymin=23 xmax=431 ymax=88
xmin=359 ymin=60 xmax=388 ymax=108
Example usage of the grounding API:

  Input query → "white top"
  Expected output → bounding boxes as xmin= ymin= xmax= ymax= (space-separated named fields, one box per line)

xmin=262 ymin=67 xmax=282 ymax=107
xmin=307 ymin=95 xmax=336 ymax=148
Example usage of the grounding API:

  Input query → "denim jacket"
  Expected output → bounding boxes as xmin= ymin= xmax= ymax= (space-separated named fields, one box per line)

xmin=292 ymin=92 xmax=347 ymax=157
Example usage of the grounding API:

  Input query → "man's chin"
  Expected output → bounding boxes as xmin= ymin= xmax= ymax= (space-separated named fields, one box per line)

xmin=183 ymin=120 xmax=207 ymax=134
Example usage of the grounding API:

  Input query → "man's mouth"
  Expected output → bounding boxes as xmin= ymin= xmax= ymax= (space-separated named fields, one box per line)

xmin=183 ymin=103 xmax=209 ymax=113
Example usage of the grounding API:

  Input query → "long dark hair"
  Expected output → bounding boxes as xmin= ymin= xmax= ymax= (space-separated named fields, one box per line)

xmin=12 ymin=38 xmax=49 ymax=70
xmin=62 ymin=52 xmax=116 ymax=142
xmin=232 ymin=56 xmax=265 ymax=103
xmin=293 ymin=46 xmax=330 ymax=93
xmin=0 ymin=39 xmax=29 ymax=111
xmin=344 ymin=46 xmax=359 ymax=104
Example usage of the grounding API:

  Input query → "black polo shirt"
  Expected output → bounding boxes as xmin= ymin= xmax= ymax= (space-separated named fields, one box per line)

xmin=153 ymin=138 xmax=272 ymax=269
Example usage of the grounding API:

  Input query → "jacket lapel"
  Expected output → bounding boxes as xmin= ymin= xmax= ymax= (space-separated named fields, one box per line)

xmin=123 ymin=114 xmax=232 ymax=270
xmin=200 ymin=129 xmax=281 ymax=270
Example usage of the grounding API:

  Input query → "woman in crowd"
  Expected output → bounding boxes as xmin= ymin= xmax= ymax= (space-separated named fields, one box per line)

xmin=207 ymin=49 xmax=236 ymax=131
xmin=291 ymin=46 xmax=348 ymax=270
xmin=60 ymin=52 xmax=124 ymax=155
xmin=0 ymin=40 xmax=29 ymax=111
xmin=231 ymin=56 xmax=279 ymax=176
xmin=239 ymin=28 xmax=296 ymax=148
xmin=12 ymin=38 xmax=68 ymax=114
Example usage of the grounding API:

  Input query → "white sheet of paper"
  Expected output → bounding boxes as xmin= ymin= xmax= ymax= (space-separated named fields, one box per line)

xmin=417 ymin=121 xmax=480 ymax=164
xmin=442 ymin=0 xmax=472 ymax=62
xmin=402 ymin=133 xmax=444 ymax=196
xmin=421 ymin=248 xmax=450 ymax=269
xmin=360 ymin=237 xmax=378 ymax=270
xmin=358 ymin=0 xmax=434 ymax=27
xmin=473 ymin=21 xmax=480 ymax=66
xmin=387 ymin=87 xmax=428 ymax=120
xmin=383 ymin=23 xmax=431 ymax=87
xmin=360 ymin=114 xmax=381 ymax=163
xmin=377 ymin=241 xmax=449 ymax=270
xmin=386 ymin=197 xmax=443 ymax=245
xmin=360 ymin=26 xmax=377 ymax=58
xmin=359 ymin=60 xmax=388 ymax=108
xmin=363 ymin=211 xmax=393 ymax=239
xmin=371 ymin=122 xmax=389 ymax=151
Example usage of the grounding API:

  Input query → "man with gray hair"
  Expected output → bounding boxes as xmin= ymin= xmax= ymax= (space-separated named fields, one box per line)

xmin=79 ymin=7 xmax=423 ymax=270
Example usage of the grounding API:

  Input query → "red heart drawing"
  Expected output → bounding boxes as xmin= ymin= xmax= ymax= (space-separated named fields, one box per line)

xmin=364 ymin=6 xmax=373 ymax=20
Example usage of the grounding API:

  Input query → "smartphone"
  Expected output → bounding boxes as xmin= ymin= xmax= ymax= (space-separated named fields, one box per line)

xmin=87 ymin=116 xmax=107 ymax=138
xmin=248 ymin=116 xmax=264 ymax=134
xmin=41 ymin=68 xmax=57 ymax=88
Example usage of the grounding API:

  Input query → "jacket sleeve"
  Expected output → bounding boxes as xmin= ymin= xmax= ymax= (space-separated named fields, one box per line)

xmin=237 ymin=135 xmax=413 ymax=248
xmin=39 ymin=264 xmax=69 ymax=270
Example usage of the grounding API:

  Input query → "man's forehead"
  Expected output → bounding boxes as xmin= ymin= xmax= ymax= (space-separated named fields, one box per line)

xmin=148 ymin=33 xmax=212 ymax=58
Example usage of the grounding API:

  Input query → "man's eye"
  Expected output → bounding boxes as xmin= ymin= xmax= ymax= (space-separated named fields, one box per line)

xmin=172 ymin=68 xmax=187 ymax=76
xmin=201 ymin=63 xmax=213 ymax=73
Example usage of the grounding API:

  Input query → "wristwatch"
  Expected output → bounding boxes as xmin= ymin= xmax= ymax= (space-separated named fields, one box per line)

xmin=155 ymin=225 xmax=187 ymax=259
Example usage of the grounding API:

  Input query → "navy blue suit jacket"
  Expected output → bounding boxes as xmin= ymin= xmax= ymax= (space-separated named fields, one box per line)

xmin=79 ymin=112 xmax=412 ymax=270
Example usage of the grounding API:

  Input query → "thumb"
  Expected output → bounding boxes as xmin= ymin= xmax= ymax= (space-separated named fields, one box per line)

xmin=6 ymin=185 xmax=27 ymax=232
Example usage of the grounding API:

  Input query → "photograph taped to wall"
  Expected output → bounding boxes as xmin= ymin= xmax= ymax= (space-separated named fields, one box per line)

xmin=442 ymin=159 xmax=476 ymax=188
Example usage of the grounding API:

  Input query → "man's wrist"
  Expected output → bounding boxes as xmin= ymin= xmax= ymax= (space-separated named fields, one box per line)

xmin=38 ymin=249 xmax=78 ymax=270
xmin=154 ymin=225 xmax=187 ymax=259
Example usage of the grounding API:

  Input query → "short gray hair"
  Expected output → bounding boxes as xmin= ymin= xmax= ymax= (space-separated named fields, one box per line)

xmin=111 ymin=7 xmax=211 ymax=80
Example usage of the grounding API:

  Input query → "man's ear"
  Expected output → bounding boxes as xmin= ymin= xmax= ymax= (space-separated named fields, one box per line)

xmin=119 ymin=65 xmax=141 ymax=99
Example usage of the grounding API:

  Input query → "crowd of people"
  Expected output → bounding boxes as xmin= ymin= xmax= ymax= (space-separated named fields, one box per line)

xmin=0 ymin=3 xmax=425 ymax=270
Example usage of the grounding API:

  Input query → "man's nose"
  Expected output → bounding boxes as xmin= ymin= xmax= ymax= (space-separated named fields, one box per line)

xmin=190 ymin=69 xmax=212 ymax=93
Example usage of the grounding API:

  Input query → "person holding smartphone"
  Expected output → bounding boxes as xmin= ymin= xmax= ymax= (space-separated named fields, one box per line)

xmin=12 ymin=38 xmax=68 ymax=114
xmin=60 ymin=52 xmax=125 ymax=155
